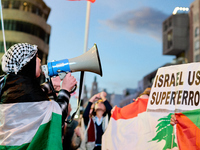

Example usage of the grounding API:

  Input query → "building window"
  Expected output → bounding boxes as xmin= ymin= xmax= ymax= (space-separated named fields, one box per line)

xmin=2 ymin=0 xmax=9 ymax=8
xmin=23 ymin=2 xmax=30 ymax=12
xmin=32 ymin=5 xmax=42 ymax=17
xmin=0 ymin=20 xmax=50 ymax=44
xmin=195 ymin=54 xmax=200 ymax=62
xmin=163 ymin=22 xmax=167 ymax=31
xmin=0 ymin=42 xmax=5 ymax=53
xmin=195 ymin=40 xmax=200 ymax=50
xmin=195 ymin=27 xmax=199 ymax=37
xmin=167 ymin=30 xmax=173 ymax=49
xmin=0 ymin=41 xmax=17 ymax=53
xmin=168 ymin=18 xmax=172 ymax=27
xmin=194 ymin=14 xmax=199 ymax=23
xmin=43 ymin=14 xmax=48 ymax=20
xmin=2 ymin=0 xmax=48 ymax=21
xmin=12 ymin=1 xmax=21 ymax=9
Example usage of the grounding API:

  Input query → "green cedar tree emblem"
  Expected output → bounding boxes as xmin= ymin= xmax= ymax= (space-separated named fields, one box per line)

xmin=149 ymin=113 xmax=177 ymax=150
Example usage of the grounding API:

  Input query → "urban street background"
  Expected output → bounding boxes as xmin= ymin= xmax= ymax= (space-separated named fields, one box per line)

xmin=43 ymin=0 xmax=193 ymax=112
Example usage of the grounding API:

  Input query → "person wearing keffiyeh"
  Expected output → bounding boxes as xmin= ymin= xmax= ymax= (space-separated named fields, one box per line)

xmin=0 ymin=43 xmax=77 ymax=150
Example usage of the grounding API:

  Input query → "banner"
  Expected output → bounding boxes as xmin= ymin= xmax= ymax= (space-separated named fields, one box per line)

xmin=102 ymin=62 xmax=200 ymax=150
xmin=148 ymin=62 xmax=200 ymax=112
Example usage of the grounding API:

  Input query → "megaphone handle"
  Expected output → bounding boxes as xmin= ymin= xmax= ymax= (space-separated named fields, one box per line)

xmin=58 ymin=72 xmax=77 ymax=94
xmin=58 ymin=72 xmax=67 ymax=80
xmin=69 ymin=84 xmax=77 ymax=94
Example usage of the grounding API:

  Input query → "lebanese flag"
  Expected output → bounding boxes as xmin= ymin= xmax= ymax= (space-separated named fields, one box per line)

xmin=102 ymin=98 xmax=163 ymax=150
xmin=102 ymin=98 xmax=177 ymax=150
xmin=175 ymin=109 xmax=200 ymax=150
xmin=67 ymin=0 xmax=95 ymax=3
xmin=0 ymin=101 xmax=62 ymax=150
xmin=102 ymin=98 xmax=153 ymax=150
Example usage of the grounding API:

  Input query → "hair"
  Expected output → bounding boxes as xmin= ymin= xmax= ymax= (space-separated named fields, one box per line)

xmin=17 ymin=55 xmax=37 ymax=79
xmin=139 ymin=87 xmax=151 ymax=97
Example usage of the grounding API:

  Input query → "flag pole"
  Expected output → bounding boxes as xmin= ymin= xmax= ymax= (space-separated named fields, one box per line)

xmin=0 ymin=0 xmax=6 ymax=52
xmin=83 ymin=1 xmax=91 ymax=53
xmin=77 ymin=1 xmax=91 ymax=118
xmin=82 ymin=0 xmax=91 ymax=98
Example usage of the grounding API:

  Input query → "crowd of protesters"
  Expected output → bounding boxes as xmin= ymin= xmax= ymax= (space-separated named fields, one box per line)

xmin=0 ymin=42 xmax=179 ymax=150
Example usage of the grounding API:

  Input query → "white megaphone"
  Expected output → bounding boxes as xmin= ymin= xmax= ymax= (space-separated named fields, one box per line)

xmin=42 ymin=44 xmax=103 ymax=80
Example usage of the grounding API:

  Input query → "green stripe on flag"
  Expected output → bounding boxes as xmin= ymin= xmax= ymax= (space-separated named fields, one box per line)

xmin=0 ymin=112 xmax=62 ymax=150
xmin=0 ymin=143 xmax=29 ymax=150
xmin=182 ymin=109 xmax=200 ymax=129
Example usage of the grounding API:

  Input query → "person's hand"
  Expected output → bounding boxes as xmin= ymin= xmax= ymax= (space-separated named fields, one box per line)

xmin=100 ymin=91 xmax=107 ymax=101
xmin=74 ymin=126 xmax=81 ymax=137
xmin=111 ymin=106 xmax=116 ymax=115
xmin=89 ymin=104 xmax=95 ymax=115
xmin=166 ymin=147 xmax=178 ymax=150
xmin=89 ymin=93 xmax=100 ymax=103
xmin=61 ymin=73 xmax=77 ymax=92
xmin=51 ymin=76 xmax=61 ymax=91
xmin=170 ymin=114 xmax=177 ymax=126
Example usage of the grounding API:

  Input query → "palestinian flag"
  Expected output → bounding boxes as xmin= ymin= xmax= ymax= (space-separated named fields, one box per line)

xmin=175 ymin=109 xmax=200 ymax=150
xmin=0 ymin=100 xmax=62 ymax=150
xmin=102 ymin=98 xmax=177 ymax=150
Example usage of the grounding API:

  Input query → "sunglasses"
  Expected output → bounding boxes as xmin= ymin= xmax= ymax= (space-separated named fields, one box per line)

xmin=95 ymin=99 xmax=104 ymax=104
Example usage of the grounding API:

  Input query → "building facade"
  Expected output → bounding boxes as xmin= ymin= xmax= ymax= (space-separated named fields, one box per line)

xmin=162 ymin=13 xmax=189 ymax=63
xmin=110 ymin=94 xmax=124 ymax=107
xmin=0 ymin=0 xmax=51 ymax=71
xmin=162 ymin=0 xmax=200 ymax=63
xmin=189 ymin=0 xmax=200 ymax=62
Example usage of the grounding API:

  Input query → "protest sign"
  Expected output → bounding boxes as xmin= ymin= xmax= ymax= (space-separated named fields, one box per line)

xmin=102 ymin=63 xmax=200 ymax=150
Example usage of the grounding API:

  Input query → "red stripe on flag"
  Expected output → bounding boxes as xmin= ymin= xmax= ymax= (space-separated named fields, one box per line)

xmin=176 ymin=113 xmax=200 ymax=150
xmin=67 ymin=0 xmax=95 ymax=3
xmin=112 ymin=98 xmax=148 ymax=120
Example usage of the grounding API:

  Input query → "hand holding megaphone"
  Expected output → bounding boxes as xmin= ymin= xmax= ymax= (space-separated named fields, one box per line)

xmin=61 ymin=73 xmax=77 ymax=93
xmin=50 ymin=75 xmax=77 ymax=93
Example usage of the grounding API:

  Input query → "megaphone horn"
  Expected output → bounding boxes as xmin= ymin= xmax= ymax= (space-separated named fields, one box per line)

xmin=69 ymin=44 xmax=102 ymax=76
xmin=42 ymin=44 xmax=103 ymax=79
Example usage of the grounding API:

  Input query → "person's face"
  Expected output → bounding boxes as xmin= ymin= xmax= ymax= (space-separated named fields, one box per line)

xmin=94 ymin=100 xmax=106 ymax=112
xmin=36 ymin=56 xmax=41 ymax=78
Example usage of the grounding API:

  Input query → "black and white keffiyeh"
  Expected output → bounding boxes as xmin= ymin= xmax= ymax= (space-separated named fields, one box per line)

xmin=1 ymin=43 xmax=38 ymax=74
